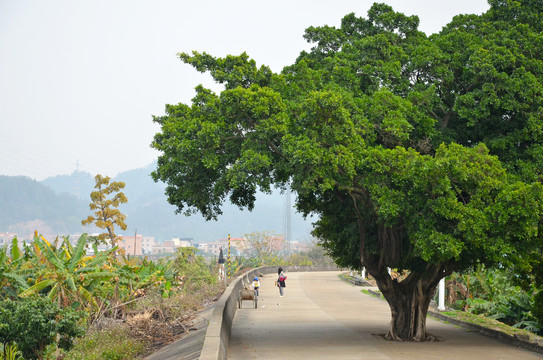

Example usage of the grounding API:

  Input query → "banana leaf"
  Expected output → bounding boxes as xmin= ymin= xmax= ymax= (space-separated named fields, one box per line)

xmin=35 ymin=237 xmax=65 ymax=272
xmin=19 ymin=278 xmax=56 ymax=297
xmin=68 ymin=234 xmax=88 ymax=272
xmin=10 ymin=238 xmax=21 ymax=261
xmin=1 ymin=271 xmax=29 ymax=291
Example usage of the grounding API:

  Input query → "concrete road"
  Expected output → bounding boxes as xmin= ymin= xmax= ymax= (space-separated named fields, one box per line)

xmin=228 ymin=271 xmax=542 ymax=360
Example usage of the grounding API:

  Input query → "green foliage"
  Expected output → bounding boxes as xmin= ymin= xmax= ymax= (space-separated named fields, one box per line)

xmin=173 ymin=247 xmax=216 ymax=291
xmin=152 ymin=1 xmax=543 ymax=340
xmin=0 ymin=240 xmax=29 ymax=300
xmin=533 ymin=290 xmax=543 ymax=329
xmin=0 ymin=296 xmax=84 ymax=360
xmin=113 ymin=256 xmax=179 ymax=300
xmin=152 ymin=2 xmax=543 ymax=273
xmin=286 ymin=253 xmax=312 ymax=266
xmin=0 ymin=232 xmax=229 ymax=358
xmin=0 ymin=299 xmax=18 ymax=350
xmin=1 ymin=233 xmax=186 ymax=328
xmin=0 ymin=343 xmax=24 ymax=360
xmin=19 ymin=234 xmax=115 ymax=312
xmin=223 ymin=256 xmax=245 ymax=278
xmin=453 ymin=266 xmax=540 ymax=334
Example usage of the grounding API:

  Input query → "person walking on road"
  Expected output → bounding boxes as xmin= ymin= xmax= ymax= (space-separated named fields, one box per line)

xmin=277 ymin=271 xmax=287 ymax=297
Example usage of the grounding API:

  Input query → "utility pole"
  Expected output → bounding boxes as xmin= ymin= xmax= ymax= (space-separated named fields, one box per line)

xmin=228 ymin=234 xmax=231 ymax=278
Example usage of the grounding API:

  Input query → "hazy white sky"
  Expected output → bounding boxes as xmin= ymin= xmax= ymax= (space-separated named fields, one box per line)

xmin=0 ymin=0 xmax=490 ymax=181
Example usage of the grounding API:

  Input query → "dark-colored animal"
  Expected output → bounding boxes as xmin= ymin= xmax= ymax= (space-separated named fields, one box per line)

xmin=239 ymin=287 xmax=258 ymax=309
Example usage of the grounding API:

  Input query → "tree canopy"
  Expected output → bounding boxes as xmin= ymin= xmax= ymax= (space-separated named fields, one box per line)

xmin=152 ymin=1 xmax=543 ymax=340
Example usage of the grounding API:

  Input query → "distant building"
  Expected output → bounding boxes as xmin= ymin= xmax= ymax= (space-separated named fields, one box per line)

xmin=172 ymin=237 xmax=192 ymax=248
xmin=199 ymin=237 xmax=245 ymax=257
xmin=141 ymin=236 xmax=156 ymax=255
xmin=152 ymin=240 xmax=175 ymax=254
xmin=151 ymin=237 xmax=193 ymax=255
xmin=118 ymin=234 xmax=143 ymax=256
xmin=117 ymin=235 xmax=156 ymax=255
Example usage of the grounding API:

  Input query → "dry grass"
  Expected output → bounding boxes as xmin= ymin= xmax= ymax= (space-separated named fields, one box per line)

xmin=65 ymin=282 xmax=226 ymax=359
xmin=130 ymin=283 xmax=226 ymax=355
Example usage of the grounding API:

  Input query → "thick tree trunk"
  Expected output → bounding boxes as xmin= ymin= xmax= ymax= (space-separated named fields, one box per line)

xmin=380 ymin=277 xmax=436 ymax=341
xmin=363 ymin=251 xmax=446 ymax=341
xmin=354 ymin=204 xmax=451 ymax=341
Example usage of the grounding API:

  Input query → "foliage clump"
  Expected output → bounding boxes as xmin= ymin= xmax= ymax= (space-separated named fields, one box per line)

xmin=447 ymin=266 xmax=540 ymax=335
xmin=0 ymin=233 xmax=225 ymax=359
xmin=0 ymin=296 xmax=84 ymax=360
xmin=151 ymin=0 xmax=543 ymax=340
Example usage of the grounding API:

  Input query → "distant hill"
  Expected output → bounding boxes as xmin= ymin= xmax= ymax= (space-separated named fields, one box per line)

xmin=30 ymin=162 xmax=315 ymax=243
xmin=0 ymin=175 xmax=88 ymax=237
xmin=41 ymin=171 xmax=96 ymax=200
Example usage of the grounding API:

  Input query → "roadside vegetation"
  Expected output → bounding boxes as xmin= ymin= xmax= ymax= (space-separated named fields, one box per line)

xmin=0 ymin=234 xmax=225 ymax=360
xmin=348 ymin=266 xmax=543 ymax=339
xmin=446 ymin=266 xmax=541 ymax=336
xmin=0 ymin=230 xmax=330 ymax=360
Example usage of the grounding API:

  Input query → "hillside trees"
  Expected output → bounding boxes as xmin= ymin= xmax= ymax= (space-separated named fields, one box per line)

xmin=82 ymin=175 xmax=128 ymax=252
xmin=0 ymin=175 xmax=87 ymax=234
xmin=151 ymin=1 xmax=543 ymax=340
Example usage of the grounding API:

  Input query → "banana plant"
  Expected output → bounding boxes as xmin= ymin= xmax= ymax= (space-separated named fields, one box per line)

xmin=19 ymin=234 xmax=116 ymax=310
xmin=0 ymin=343 xmax=24 ymax=360
xmin=115 ymin=255 xmax=174 ymax=299
xmin=0 ymin=239 xmax=31 ymax=299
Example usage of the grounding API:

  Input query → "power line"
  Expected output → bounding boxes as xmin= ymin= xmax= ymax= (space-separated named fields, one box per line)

xmin=0 ymin=136 xmax=90 ymax=180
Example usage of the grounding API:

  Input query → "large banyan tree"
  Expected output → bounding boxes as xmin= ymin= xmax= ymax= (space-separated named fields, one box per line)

xmin=152 ymin=1 xmax=543 ymax=341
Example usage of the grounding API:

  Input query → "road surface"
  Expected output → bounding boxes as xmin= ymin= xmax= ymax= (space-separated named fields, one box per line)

xmin=228 ymin=271 xmax=542 ymax=360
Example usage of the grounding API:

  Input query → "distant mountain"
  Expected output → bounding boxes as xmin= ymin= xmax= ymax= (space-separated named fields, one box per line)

xmin=0 ymin=175 xmax=88 ymax=237
xmin=113 ymin=162 xmax=315 ymax=242
xmin=32 ymin=162 xmax=315 ymax=243
xmin=41 ymin=171 xmax=96 ymax=200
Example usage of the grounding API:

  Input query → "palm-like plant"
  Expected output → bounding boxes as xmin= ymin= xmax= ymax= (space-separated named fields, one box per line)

xmin=19 ymin=234 xmax=116 ymax=310
xmin=0 ymin=238 xmax=32 ymax=299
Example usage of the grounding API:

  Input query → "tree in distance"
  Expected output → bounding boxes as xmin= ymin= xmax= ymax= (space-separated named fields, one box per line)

xmin=82 ymin=175 xmax=127 ymax=253
xmin=151 ymin=1 xmax=543 ymax=341
xmin=240 ymin=231 xmax=285 ymax=265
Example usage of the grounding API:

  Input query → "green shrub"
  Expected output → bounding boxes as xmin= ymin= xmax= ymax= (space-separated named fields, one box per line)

xmin=173 ymin=247 xmax=216 ymax=291
xmin=453 ymin=266 xmax=540 ymax=334
xmin=0 ymin=300 xmax=18 ymax=352
xmin=0 ymin=297 xmax=85 ymax=360
xmin=533 ymin=290 xmax=543 ymax=328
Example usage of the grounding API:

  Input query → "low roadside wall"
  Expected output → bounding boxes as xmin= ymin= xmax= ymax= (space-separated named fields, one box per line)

xmin=198 ymin=265 xmax=340 ymax=360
